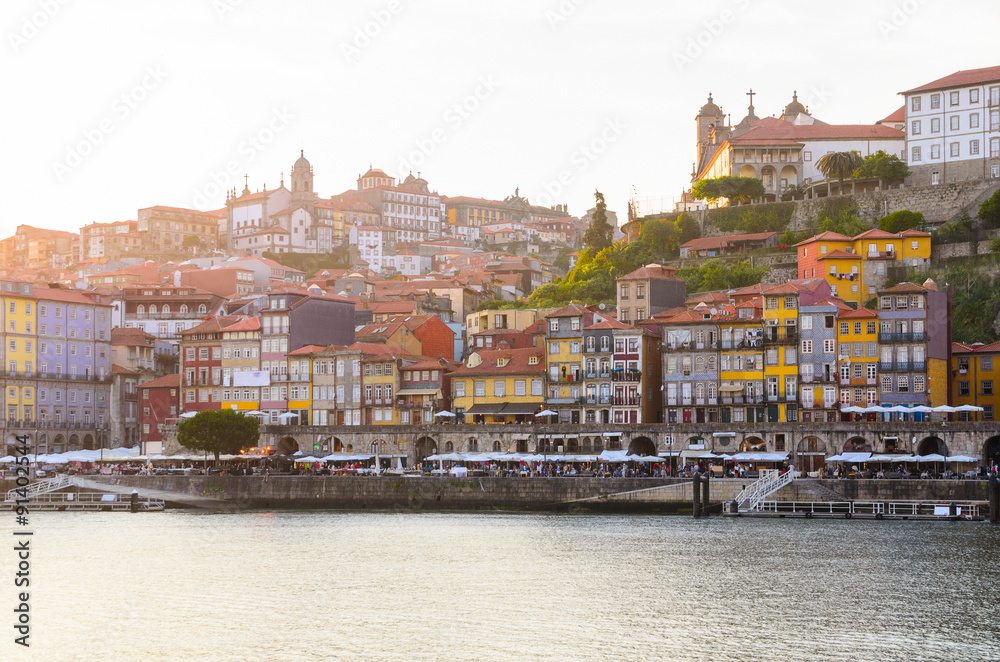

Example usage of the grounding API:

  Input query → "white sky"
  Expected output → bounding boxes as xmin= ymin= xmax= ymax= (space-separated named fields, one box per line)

xmin=2 ymin=0 xmax=998 ymax=237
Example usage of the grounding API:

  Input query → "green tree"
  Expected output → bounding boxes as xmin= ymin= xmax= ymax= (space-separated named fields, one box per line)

xmin=693 ymin=176 xmax=764 ymax=204
xmin=989 ymin=237 xmax=1000 ymax=254
xmin=853 ymin=150 xmax=911 ymax=187
xmin=978 ymin=189 xmax=1000 ymax=229
xmin=817 ymin=151 xmax=863 ymax=195
xmin=878 ymin=210 xmax=925 ymax=233
xmin=583 ymin=190 xmax=614 ymax=252
xmin=676 ymin=212 xmax=701 ymax=244
xmin=182 ymin=234 xmax=202 ymax=251
xmin=177 ymin=409 xmax=260 ymax=463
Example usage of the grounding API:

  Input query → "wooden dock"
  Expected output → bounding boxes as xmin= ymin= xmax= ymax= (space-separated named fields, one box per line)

xmin=725 ymin=500 xmax=985 ymax=521
xmin=0 ymin=491 xmax=164 ymax=512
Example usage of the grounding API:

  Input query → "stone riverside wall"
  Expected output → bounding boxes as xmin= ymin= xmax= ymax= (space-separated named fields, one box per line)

xmin=931 ymin=228 xmax=1000 ymax=260
xmin=2 ymin=476 xmax=984 ymax=513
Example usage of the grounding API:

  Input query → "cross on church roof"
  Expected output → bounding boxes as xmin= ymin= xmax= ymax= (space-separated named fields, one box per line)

xmin=746 ymin=88 xmax=755 ymax=106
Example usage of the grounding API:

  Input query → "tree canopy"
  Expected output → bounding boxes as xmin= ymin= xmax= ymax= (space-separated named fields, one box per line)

xmin=853 ymin=150 xmax=911 ymax=182
xmin=978 ymin=189 xmax=1000 ymax=229
xmin=177 ymin=409 xmax=260 ymax=462
xmin=692 ymin=176 xmax=765 ymax=204
xmin=816 ymin=151 xmax=863 ymax=193
xmin=878 ymin=210 xmax=925 ymax=233
xmin=582 ymin=190 xmax=614 ymax=252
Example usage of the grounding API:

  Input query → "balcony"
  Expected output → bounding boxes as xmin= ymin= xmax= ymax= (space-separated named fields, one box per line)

xmin=611 ymin=371 xmax=642 ymax=383
xmin=865 ymin=250 xmax=896 ymax=260
xmin=878 ymin=331 xmax=927 ymax=343
xmin=3 ymin=371 xmax=111 ymax=383
xmin=584 ymin=371 xmax=612 ymax=380
xmin=763 ymin=331 xmax=798 ymax=345
xmin=612 ymin=396 xmax=641 ymax=406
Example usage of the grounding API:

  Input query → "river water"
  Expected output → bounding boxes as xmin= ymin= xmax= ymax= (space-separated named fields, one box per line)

xmin=10 ymin=512 xmax=1000 ymax=661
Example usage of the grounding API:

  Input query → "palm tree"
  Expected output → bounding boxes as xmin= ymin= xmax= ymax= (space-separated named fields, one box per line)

xmin=816 ymin=151 xmax=863 ymax=196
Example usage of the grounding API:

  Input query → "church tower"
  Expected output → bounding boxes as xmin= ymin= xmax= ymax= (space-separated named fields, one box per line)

xmin=290 ymin=150 xmax=316 ymax=201
xmin=694 ymin=93 xmax=727 ymax=179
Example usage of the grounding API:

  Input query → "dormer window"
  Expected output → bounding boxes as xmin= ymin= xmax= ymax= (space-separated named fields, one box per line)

xmin=528 ymin=356 xmax=538 ymax=365
xmin=497 ymin=357 xmax=509 ymax=367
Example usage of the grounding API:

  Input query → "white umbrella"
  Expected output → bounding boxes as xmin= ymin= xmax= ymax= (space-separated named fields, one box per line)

xmin=918 ymin=453 xmax=946 ymax=462
xmin=946 ymin=455 xmax=978 ymax=463
xmin=824 ymin=455 xmax=844 ymax=462
xmin=179 ymin=411 xmax=198 ymax=419
xmin=932 ymin=405 xmax=958 ymax=413
xmin=294 ymin=456 xmax=323 ymax=463
xmin=434 ymin=410 xmax=455 ymax=417
xmin=841 ymin=406 xmax=866 ymax=413
xmin=954 ymin=405 xmax=984 ymax=412
xmin=535 ymin=409 xmax=558 ymax=417
xmin=277 ymin=412 xmax=298 ymax=423
xmin=909 ymin=405 xmax=934 ymax=413
xmin=243 ymin=410 xmax=266 ymax=416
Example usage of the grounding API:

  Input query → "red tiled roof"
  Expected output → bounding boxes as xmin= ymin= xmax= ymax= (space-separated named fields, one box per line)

xmin=451 ymin=347 xmax=545 ymax=377
xmin=953 ymin=341 xmax=1000 ymax=354
xmin=730 ymin=123 xmax=903 ymax=143
xmin=140 ymin=374 xmax=181 ymax=389
xmin=584 ymin=318 xmax=635 ymax=331
xmin=287 ymin=344 xmax=328 ymax=356
xmin=901 ymin=65 xmax=1000 ymax=94
xmin=879 ymin=106 xmax=905 ymax=123
xmin=793 ymin=231 xmax=852 ymax=246
xmin=838 ymin=307 xmax=878 ymax=319
xmin=682 ymin=232 xmax=776 ymax=251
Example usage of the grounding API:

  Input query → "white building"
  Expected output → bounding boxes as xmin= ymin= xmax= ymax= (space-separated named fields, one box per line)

xmin=350 ymin=224 xmax=396 ymax=273
xmin=900 ymin=64 xmax=1000 ymax=186
xmin=385 ymin=249 xmax=431 ymax=276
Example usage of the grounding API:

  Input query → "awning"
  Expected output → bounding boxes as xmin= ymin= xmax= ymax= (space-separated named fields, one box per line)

xmin=602 ymin=432 xmax=622 ymax=437
xmin=730 ymin=452 xmax=789 ymax=462
xmin=718 ymin=384 xmax=743 ymax=392
xmin=501 ymin=403 xmax=540 ymax=415
xmin=840 ymin=452 xmax=872 ymax=463
xmin=396 ymin=388 xmax=442 ymax=397
xmin=712 ymin=432 xmax=736 ymax=437
xmin=465 ymin=403 xmax=506 ymax=414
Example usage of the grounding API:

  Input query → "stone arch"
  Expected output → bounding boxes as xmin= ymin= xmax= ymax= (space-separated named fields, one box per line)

xmin=760 ymin=165 xmax=778 ymax=193
xmin=739 ymin=165 xmax=757 ymax=179
xmin=917 ymin=436 xmax=947 ymax=457
xmin=276 ymin=436 xmax=299 ymax=455
xmin=567 ymin=437 xmax=579 ymax=453
xmin=4 ymin=433 xmax=29 ymax=456
xmin=627 ymin=435 xmax=656 ymax=456
xmin=68 ymin=434 xmax=80 ymax=452
xmin=444 ymin=441 xmax=454 ymax=452
xmin=331 ymin=437 xmax=344 ymax=453
xmin=466 ymin=437 xmax=479 ymax=452
xmin=36 ymin=434 xmax=47 ymax=455
xmin=843 ymin=437 xmax=871 ymax=453
xmin=52 ymin=434 xmax=65 ymax=453
xmin=780 ymin=165 xmax=798 ymax=189
xmin=740 ymin=436 xmax=766 ymax=452
xmin=492 ymin=440 xmax=502 ymax=453
xmin=985 ymin=435 xmax=1000 ymax=467
xmin=83 ymin=434 xmax=95 ymax=450
xmin=415 ymin=436 xmax=437 ymax=462
xmin=796 ymin=435 xmax=827 ymax=473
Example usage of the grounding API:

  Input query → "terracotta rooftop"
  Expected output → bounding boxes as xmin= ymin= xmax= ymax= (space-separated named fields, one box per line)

xmin=901 ymin=65 xmax=1000 ymax=94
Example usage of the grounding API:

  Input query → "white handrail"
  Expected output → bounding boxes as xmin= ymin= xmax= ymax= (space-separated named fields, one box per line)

xmin=735 ymin=467 xmax=796 ymax=512
xmin=5 ymin=474 xmax=71 ymax=502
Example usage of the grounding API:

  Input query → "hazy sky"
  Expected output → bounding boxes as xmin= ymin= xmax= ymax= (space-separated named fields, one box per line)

xmin=3 ymin=0 xmax=998 ymax=237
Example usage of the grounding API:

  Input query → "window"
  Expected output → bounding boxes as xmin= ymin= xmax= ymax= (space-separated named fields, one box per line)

xmin=984 ymin=380 xmax=995 ymax=396
xmin=950 ymin=142 xmax=960 ymax=157
xmin=897 ymin=375 xmax=909 ymax=392
xmin=910 ymin=120 xmax=921 ymax=135
xmin=494 ymin=381 xmax=505 ymax=397
xmin=950 ymin=115 xmax=960 ymax=131
xmin=983 ymin=357 xmax=994 ymax=371
xmin=823 ymin=339 xmax=835 ymax=354
xmin=931 ymin=117 xmax=941 ymax=133
xmin=881 ymin=375 xmax=892 ymax=393
xmin=930 ymin=144 xmax=940 ymax=159
xmin=911 ymin=146 xmax=921 ymax=162
xmin=800 ymin=316 xmax=812 ymax=330
xmin=839 ymin=322 xmax=849 ymax=335
xmin=930 ymin=94 xmax=940 ymax=109
xmin=971 ymin=88 xmax=981 ymax=104
xmin=531 ymin=379 xmax=543 ymax=396
xmin=801 ymin=340 xmax=813 ymax=354
xmin=950 ymin=90 xmax=960 ymax=106
xmin=514 ymin=380 xmax=526 ymax=396
xmin=971 ymin=112 xmax=980 ymax=129
xmin=549 ymin=319 xmax=559 ymax=332
xmin=911 ymin=96 xmax=921 ymax=111
xmin=619 ymin=284 xmax=629 ymax=301
xmin=971 ymin=140 xmax=980 ymax=155
xmin=474 ymin=381 xmax=485 ymax=397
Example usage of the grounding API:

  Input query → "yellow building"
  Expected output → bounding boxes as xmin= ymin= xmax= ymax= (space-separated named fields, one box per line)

xmin=465 ymin=308 xmax=539 ymax=336
xmin=2 ymin=294 xmax=37 ymax=420
xmin=952 ymin=341 xmax=999 ymax=423
xmin=836 ymin=307 xmax=880 ymax=411
xmin=288 ymin=344 xmax=325 ymax=424
xmin=796 ymin=229 xmax=932 ymax=306
xmin=361 ymin=350 xmax=413 ymax=425
xmin=220 ymin=317 xmax=262 ymax=412
xmin=544 ymin=304 xmax=595 ymax=424
xmin=761 ymin=284 xmax=802 ymax=422
xmin=451 ymin=347 xmax=545 ymax=424
xmin=718 ymin=301 xmax=764 ymax=424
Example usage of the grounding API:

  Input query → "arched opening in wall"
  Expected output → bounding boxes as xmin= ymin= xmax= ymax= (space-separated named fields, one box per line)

xmin=796 ymin=436 xmax=827 ymax=473
xmin=760 ymin=166 xmax=778 ymax=201
xmin=83 ymin=434 xmax=95 ymax=450
xmin=917 ymin=436 xmax=948 ymax=457
xmin=36 ymin=434 xmax=47 ymax=455
xmin=445 ymin=441 xmax=454 ymax=453
xmin=985 ymin=436 xmax=1000 ymax=468
xmin=780 ymin=165 xmax=798 ymax=190
xmin=467 ymin=438 xmax=479 ymax=453
xmin=568 ymin=437 xmax=579 ymax=453
xmin=516 ymin=438 xmax=528 ymax=453
xmin=492 ymin=440 xmax=502 ymax=453
xmin=277 ymin=436 xmax=299 ymax=455
xmin=5 ymin=434 xmax=29 ymax=457
xmin=68 ymin=434 xmax=80 ymax=452
xmin=739 ymin=165 xmax=757 ymax=179
xmin=52 ymin=434 xmax=65 ymax=454
xmin=627 ymin=436 xmax=656 ymax=457
xmin=331 ymin=437 xmax=344 ymax=453
xmin=843 ymin=437 xmax=871 ymax=453
xmin=741 ymin=436 xmax=766 ymax=452
xmin=415 ymin=436 xmax=437 ymax=462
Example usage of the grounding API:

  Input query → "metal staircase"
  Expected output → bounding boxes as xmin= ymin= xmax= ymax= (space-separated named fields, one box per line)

xmin=734 ymin=467 xmax=796 ymax=512
xmin=5 ymin=474 xmax=72 ymax=502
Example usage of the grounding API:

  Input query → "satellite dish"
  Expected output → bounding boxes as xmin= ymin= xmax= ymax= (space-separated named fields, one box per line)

xmin=710 ymin=308 xmax=718 ymax=316
xmin=598 ymin=303 xmax=606 ymax=310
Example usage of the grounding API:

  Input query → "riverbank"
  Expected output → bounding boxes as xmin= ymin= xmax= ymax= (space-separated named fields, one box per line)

xmin=4 ymin=475 xmax=990 ymax=514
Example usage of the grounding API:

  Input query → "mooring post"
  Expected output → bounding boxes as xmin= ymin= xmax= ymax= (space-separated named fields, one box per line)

xmin=692 ymin=472 xmax=702 ymax=518
xmin=949 ymin=501 xmax=957 ymax=518
xmin=130 ymin=490 xmax=139 ymax=513
xmin=989 ymin=476 xmax=999 ymax=524
xmin=701 ymin=474 xmax=710 ymax=516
